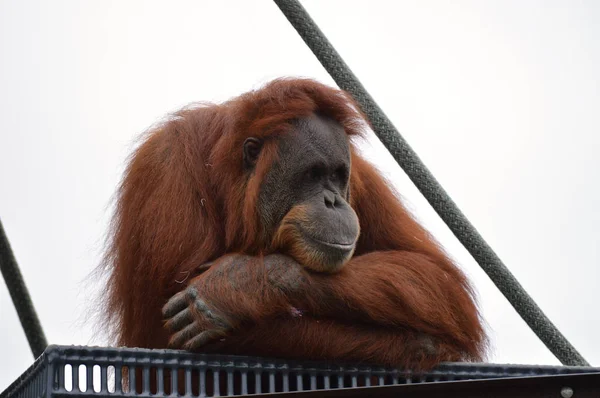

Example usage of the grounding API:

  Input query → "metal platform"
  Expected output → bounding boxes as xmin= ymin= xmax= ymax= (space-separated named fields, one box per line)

xmin=2 ymin=345 xmax=599 ymax=398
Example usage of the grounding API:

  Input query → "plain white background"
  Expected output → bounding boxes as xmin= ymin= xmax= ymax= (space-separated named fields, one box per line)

xmin=1 ymin=0 xmax=599 ymax=391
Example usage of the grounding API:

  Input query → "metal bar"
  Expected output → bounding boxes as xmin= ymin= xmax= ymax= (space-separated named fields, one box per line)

xmin=252 ymin=372 xmax=600 ymax=397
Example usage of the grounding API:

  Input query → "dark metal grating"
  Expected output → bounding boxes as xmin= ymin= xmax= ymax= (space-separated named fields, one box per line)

xmin=2 ymin=345 xmax=599 ymax=398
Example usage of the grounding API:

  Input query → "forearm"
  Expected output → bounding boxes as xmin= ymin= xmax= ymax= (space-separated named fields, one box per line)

xmin=300 ymin=251 xmax=483 ymax=347
xmin=164 ymin=251 xmax=484 ymax=363
xmin=180 ymin=253 xmax=307 ymax=324
xmin=202 ymin=316 xmax=472 ymax=370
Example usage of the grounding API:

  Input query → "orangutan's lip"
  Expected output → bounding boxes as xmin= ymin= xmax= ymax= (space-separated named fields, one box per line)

xmin=310 ymin=236 xmax=355 ymax=251
xmin=297 ymin=226 xmax=355 ymax=252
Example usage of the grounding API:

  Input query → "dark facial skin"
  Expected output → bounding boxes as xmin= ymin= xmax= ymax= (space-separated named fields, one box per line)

xmin=244 ymin=113 xmax=360 ymax=273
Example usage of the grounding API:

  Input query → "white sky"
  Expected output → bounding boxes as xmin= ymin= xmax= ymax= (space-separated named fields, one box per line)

xmin=1 ymin=0 xmax=599 ymax=391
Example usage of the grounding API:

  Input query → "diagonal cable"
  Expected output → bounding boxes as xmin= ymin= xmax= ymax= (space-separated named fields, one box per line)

xmin=0 ymin=219 xmax=48 ymax=358
xmin=273 ymin=0 xmax=588 ymax=366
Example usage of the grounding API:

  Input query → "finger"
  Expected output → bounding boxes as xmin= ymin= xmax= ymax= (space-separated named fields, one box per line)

xmin=183 ymin=330 xmax=225 ymax=351
xmin=192 ymin=299 xmax=231 ymax=329
xmin=169 ymin=322 xmax=203 ymax=348
xmin=162 ymin=290 xmax=189 ymax=318
xmin=196 ymin=261 xmax=214 ymax=274
xmin=164 ymin=308 xmax=193 ymax=332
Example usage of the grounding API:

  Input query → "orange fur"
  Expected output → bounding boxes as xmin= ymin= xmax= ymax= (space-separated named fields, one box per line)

xmin=100 ymin=78 xmax=486 ymax=370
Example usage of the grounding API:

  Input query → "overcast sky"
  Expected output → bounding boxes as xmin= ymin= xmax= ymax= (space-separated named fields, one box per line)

xmin=1 ymin=0 xmax=599 ymax=391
